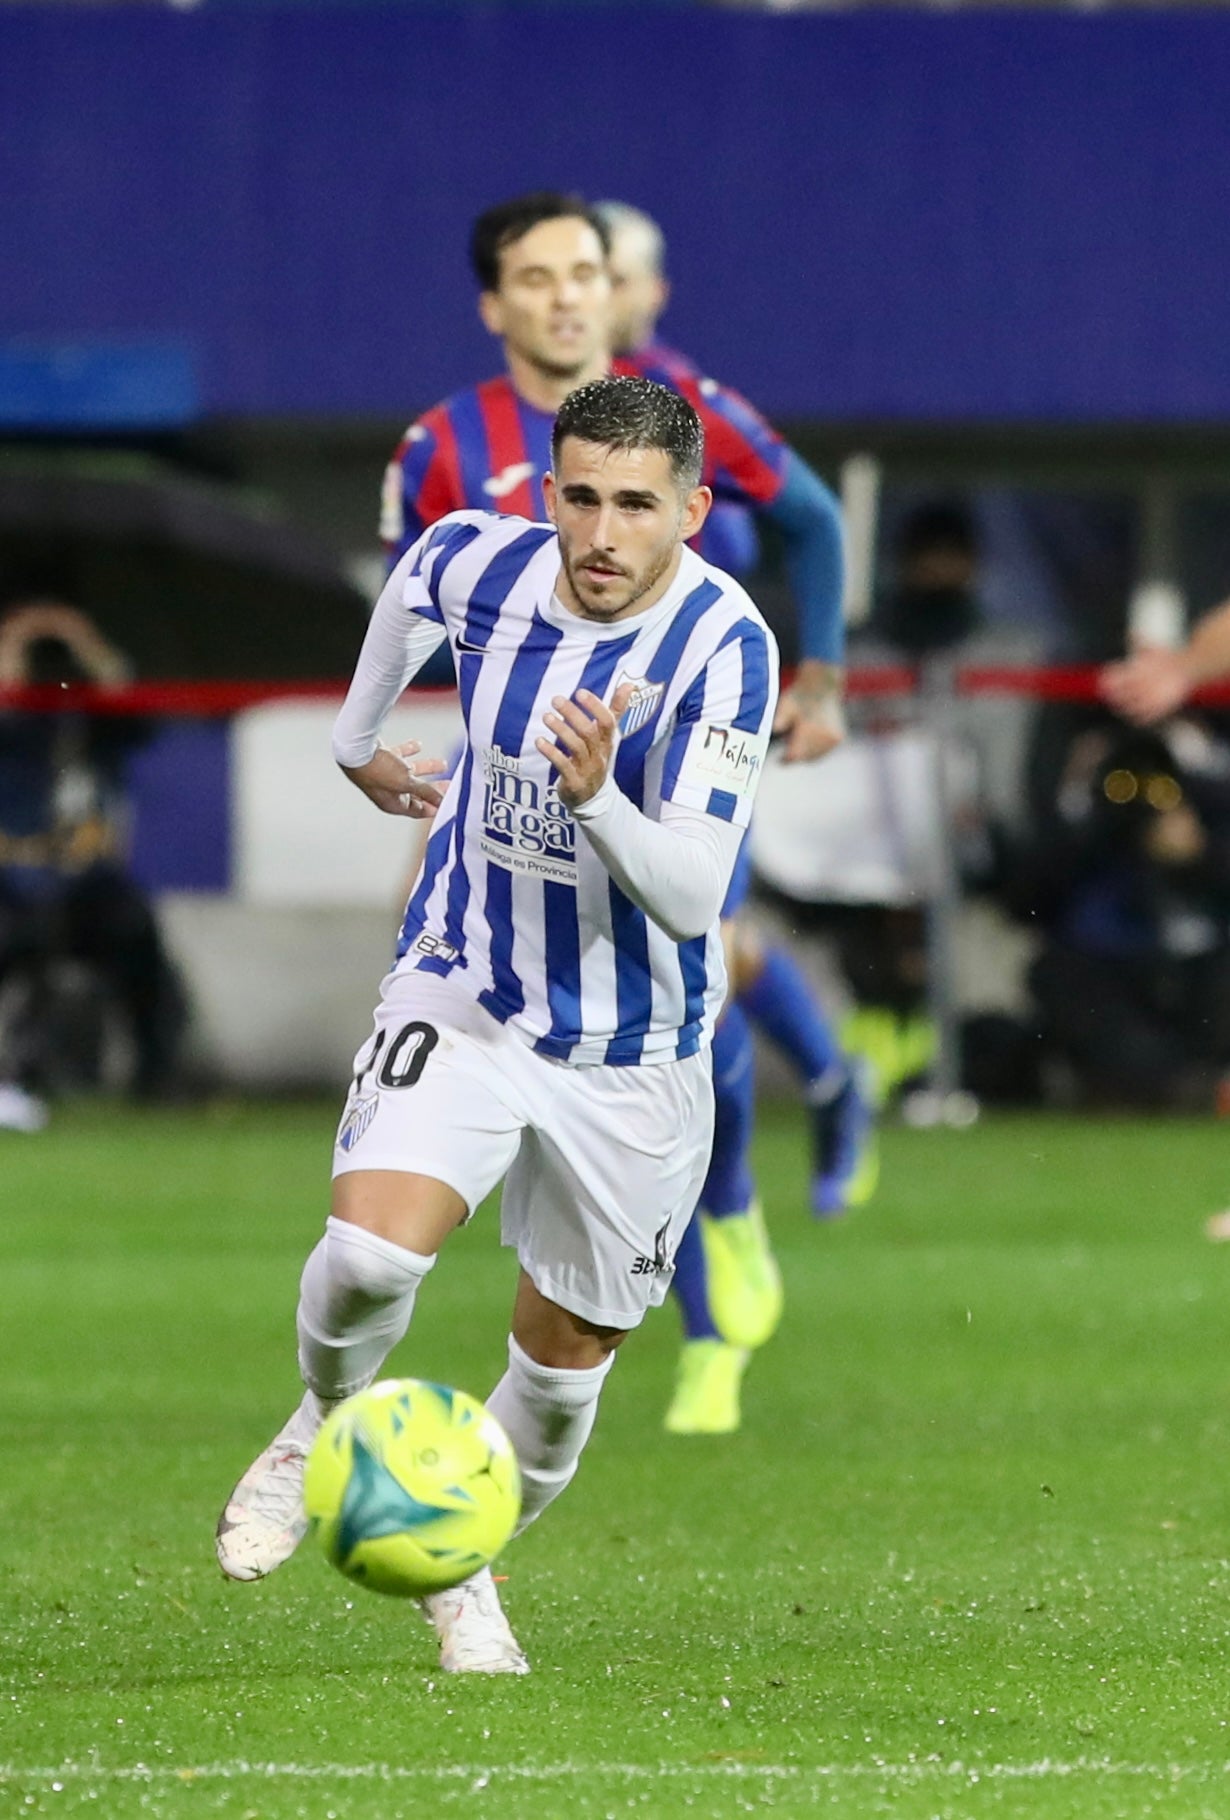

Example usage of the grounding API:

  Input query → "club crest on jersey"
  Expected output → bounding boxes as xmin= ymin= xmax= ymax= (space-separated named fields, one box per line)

xmin=616 ymin=673 xmax=665 ymax=737
xmin=336 ymin=1091 xmax=378 ymax=1154
xmin=480 ymin=745 xmax=576 ymax=884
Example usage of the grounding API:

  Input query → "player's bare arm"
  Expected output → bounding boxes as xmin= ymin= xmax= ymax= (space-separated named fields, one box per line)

xmin=1101 ymin=598 xmax=1230 ymax=725
xmin=537 ymin=684 xmax=635 ymax=808
xmin=339 ymin=738 xmax=448 ymax=820
xmin=773 ymin=657 xmax=846 ymax=761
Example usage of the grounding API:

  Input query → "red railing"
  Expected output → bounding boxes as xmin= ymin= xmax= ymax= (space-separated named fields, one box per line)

xmin=7 ymin=665 xmax=1230 ymax=716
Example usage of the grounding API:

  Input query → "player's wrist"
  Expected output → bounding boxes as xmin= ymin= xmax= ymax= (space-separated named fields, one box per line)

xmin=792 ymin=659 xmax=844 ymax=699
xmin=569 ymin=772 xmax=619 ymax=820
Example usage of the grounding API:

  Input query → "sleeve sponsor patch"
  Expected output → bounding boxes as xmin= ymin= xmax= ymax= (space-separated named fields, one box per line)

xmin=677 ymin=724 xmax=769 ymax=799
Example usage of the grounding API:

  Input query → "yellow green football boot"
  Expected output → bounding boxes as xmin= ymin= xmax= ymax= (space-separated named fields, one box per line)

xmin=698 ymin=1200 xmax=783 ymax=1349
xmin=663 ymin=1338 xmax=751 ymax=1435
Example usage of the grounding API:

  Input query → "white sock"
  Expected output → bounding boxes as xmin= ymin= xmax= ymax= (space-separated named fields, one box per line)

xmin=296 ymin=1214 xmax=435 ymax=1405
xmin=485 ymin=1335 xmax=615 ymax=1535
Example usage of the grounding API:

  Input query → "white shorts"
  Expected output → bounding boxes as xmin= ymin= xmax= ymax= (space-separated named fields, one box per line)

xmin=332 ymin=970 xmax=713 ymax=1330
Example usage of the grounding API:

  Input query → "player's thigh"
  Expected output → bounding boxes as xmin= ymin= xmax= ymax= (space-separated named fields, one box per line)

xmin=331 ymin=972 xmax=526 ymax=1227
xmin=501 ymin=1050 xmax=714 ymax=1331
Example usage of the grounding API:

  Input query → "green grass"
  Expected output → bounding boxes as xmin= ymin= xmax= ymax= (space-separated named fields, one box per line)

xmin=5 ymin=1100 xmax=1230 ymax=1818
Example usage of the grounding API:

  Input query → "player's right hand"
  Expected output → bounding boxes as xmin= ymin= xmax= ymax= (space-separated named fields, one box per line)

xmin=1099 ymin=647 xmax=1193 ymax=726
xmin=340 ymin=739 xmax=448 ymax=819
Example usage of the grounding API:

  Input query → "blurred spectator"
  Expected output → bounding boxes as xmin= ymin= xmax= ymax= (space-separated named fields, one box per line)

xmin=760 ymin=499 xmax=1033 ymax=1104
xmin=1005 ymin=717 xmax=1230 ymax=1109
xmin=867 ymin=500 xmax=984 ymax=657
xmin=0 ymin=601 xmax=188 ymax=1127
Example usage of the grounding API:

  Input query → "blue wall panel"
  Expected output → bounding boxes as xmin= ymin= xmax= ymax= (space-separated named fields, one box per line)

xmin=1 ymin=7 xmax=1227 ymax=423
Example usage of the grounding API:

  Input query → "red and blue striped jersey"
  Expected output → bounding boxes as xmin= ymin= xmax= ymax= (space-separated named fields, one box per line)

xmin=380 ymin=353 xmax=787 ymax=571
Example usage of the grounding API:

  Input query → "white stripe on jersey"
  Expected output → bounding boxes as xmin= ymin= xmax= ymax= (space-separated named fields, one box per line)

xmin=394 ymin=510 xmax=778 ymax=1066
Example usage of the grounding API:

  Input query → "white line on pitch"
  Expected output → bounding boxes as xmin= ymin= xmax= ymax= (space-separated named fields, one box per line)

xmin=0 ymin=1759 xmax=1225 ymax=1784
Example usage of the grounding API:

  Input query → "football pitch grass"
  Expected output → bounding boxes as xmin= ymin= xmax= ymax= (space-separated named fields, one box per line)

xmin=5 ymin=1102 xmax=1230 ymax=1818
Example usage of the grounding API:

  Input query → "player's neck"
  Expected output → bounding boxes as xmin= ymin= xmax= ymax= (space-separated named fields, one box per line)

xmin=503 ymin=347 xmax=611 ymax=414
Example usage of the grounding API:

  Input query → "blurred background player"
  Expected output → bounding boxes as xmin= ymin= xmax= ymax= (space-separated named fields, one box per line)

xmin=0 ymin=599 xmax=188 ymax=1127
xmin=380 ymin=189 xmax=871 ymax=1434
xmin=594 ymin=201 xmax=877 ymax=1432
xmin=599 ymin=199 xmax=875 ymax=1200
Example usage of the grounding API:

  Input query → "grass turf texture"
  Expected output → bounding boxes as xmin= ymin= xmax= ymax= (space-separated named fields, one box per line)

xmin=4 ymin=1102 xmax=1230 ymax=1818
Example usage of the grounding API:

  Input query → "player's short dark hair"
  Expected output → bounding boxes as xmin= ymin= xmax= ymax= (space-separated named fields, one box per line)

xmin=552 ymin=376 xmax=705 ymax=494
xmin=470 ymin=192 xmax=611 ymax=293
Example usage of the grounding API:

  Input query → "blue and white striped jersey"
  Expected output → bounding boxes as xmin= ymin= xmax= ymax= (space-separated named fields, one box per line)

xmin=392 ymin=510 xmax=778 ymax=1067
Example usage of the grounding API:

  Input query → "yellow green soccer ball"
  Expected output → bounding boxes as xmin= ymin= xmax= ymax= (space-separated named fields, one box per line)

xmin=303 ymin=1378 xmax=521 ymax=1597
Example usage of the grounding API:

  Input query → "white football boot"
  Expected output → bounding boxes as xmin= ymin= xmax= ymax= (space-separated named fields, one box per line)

xmin=215 ymin=1402 xmax=316 ymax=1581
xmin=421 ymin=1567 xmax=529 ymax=1674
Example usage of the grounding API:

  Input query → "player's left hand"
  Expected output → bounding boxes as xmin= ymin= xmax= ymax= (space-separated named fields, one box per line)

xmin=774 ymin=660 xmax=846 ymax=762
xmin=538 ymin=683 xmax=635 ymax=809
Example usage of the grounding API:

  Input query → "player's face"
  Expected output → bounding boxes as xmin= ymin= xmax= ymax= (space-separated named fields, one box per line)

xmin=544 ymin=438 xmax=711 ymax=624
xmin=479 ymin=219 xmax=612 ymax=380
xmin=607 ymin=227 xmax=669 ymax=356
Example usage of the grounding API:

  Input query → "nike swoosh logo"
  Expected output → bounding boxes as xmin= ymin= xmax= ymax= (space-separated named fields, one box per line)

xmin=455 ymin=635 xmax=488 ymax=655
xmin=483 ymin=461 xmax=536 ymax=500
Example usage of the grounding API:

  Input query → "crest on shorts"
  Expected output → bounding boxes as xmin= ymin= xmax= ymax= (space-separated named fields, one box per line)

xmin=337 ymin=1091 xmax=378 ymax=1154
xmin=616 ymin=673 xmax=665 ymax=737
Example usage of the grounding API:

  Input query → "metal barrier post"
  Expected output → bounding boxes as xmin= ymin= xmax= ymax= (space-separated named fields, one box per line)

xmin=920 ymin=655 xmax=962 ymax=1100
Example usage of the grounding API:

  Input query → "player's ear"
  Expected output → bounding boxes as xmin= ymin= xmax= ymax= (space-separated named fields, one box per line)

xmin=477 ymin=290 xmax=503 ymax=339
xmin=680 ymin=484 xmax=711 ymax=542
xmin=542 ymin=472 xmax=559 ymax=525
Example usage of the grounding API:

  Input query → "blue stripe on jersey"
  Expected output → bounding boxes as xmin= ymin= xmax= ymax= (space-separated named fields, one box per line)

xmin=422 ymin=522 xmax=484 ymax=621
xmin=706 ymin=787 xmax=740 ymax=822
xmin=716 ymin=617 xmax=773 ymax=732
xmin=397 ymin=807 xmax=458 ymax=957
xmin=462 ymin=528 xmax=555 ymax=649
xmin=476 ymin=866 xmax=516 ymax=1024
xmin=447 ymin=389 xmax=496 ymax=510
xmin=475 ymin=610 xmax=565 ymax=1026
xmin=650 ymin=579 xmax=724 ymax=690
xmin=417 ymin=517 xmax=480 ymax=576
xmin=655 ymin=582 xmax=731 ymax=804
xmin=533 ymin=881 xmax=582 ymax=1060
xmin=676 ymin=934 xmax=709 ymax=1059
xmin=534 ymin=632 xmax=640 ymax=1059
xmin=605 ymin=887 xmax=652 ymax=1065
xmin=421 ymin=744 xmax=478 ymax=973
xmin=419 ymin=530 xmax=561 ymax=977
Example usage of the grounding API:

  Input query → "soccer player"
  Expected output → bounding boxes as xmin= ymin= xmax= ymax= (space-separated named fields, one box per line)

xmin=381 ymin=191 xmax=868 ymax=1432
xmin=215 ymin=377 xmax=778 ymax=1674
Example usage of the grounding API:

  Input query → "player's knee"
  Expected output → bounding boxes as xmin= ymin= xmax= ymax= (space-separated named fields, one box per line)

xmin=314 ymin=1213 xmax=435 ymax=1311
